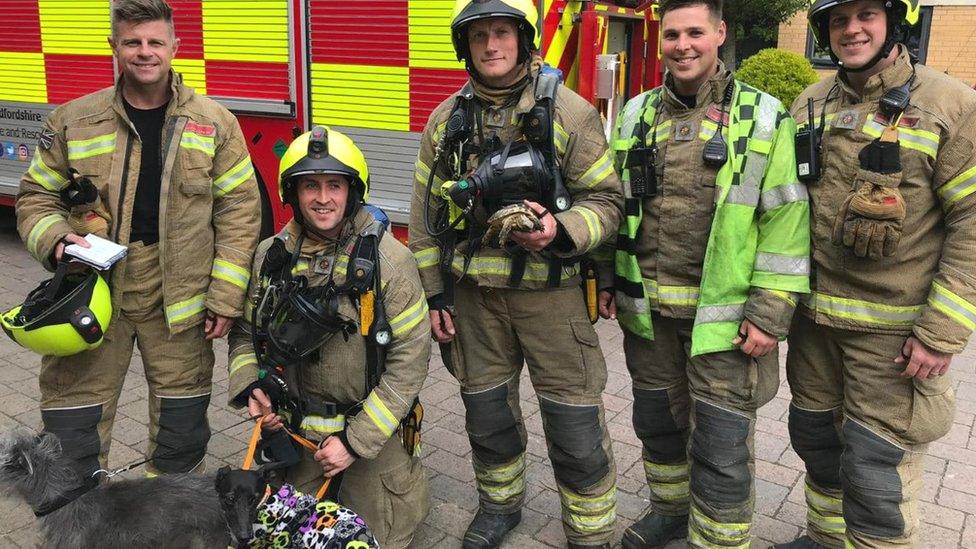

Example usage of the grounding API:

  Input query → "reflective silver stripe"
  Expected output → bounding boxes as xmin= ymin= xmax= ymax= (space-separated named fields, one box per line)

xmin=213 ymin=157 xmax=255 ymax=197
xmin=300 ymin=415 xmax=346 ymax=434
xmin=754 ymin=252 xmax=810 ymax=275
xmin=929 ymin=283 xmax=976 ymax=330
xmin=724 ymin=184 xmax=760 ymax=206
xmin=760 ymin=182 xmax=808 ymax=211
xmin=694 ymin=303 xmax=745 ymax=325
xmin=807 ymin=293 xmax=923 ymax=326
xmin=413 ymin=247 xmax=439 ymax=269
xmin=618 ymin=95 xmax=646 ymax=138
xmin=658 ymin=286 xmax=699 ymax=306
xmin=739 ymin=94 xmax=779 ymax=190
xmin=615 ymin=292 xmax=649 ymax=315
xmin=67 ymin=132 xmax=116 ymax=161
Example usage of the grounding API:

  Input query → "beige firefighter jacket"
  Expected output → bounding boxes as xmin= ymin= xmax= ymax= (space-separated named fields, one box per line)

xmin=16 ymin=72 xmax=260 ymax=333
xmin=791 ymin=47 xmax=976 ymax=353
xmin=408 ymin=71 xmax=624 ymax=293
xmin=610 ymin=66 xmax=802 ymax=338
xmin=228 ymin=212 xmax=431 ymax=460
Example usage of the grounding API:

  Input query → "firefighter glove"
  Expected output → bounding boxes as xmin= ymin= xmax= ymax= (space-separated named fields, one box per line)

xmin=832 ymin=168 xmax=905 ymax=259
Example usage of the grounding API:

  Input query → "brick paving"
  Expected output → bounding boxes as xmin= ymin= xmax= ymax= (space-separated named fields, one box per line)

xmin=0 ymin=212 xmax=973 ymax=548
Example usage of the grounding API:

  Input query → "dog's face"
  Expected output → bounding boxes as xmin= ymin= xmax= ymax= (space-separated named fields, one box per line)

xmin=0 ymin=429 xmax=60 ymax=489
xmin=215 ymin=466 xmax=269 ymax=548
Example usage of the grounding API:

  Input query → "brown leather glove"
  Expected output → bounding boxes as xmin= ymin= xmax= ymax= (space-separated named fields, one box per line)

xmin=832 ymin=168 xmax=905 ymax=258
xmin=61 ymin=169 xmax=111 ymax=237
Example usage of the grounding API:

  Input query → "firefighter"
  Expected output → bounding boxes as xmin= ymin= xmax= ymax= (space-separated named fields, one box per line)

xmin=776 ymin=0 xmax=976 ymax=547
xmin=228 ymin=126 xmax=431 ymax=549
xmin=600 ymin=0 xmax=811 ymax=546
xmin=407 ymin=1 xmax=624 ymax=547
xmin=14 ymin=0 xmax=260 ymax=479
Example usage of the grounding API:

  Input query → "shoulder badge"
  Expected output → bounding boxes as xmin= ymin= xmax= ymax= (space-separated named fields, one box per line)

xmin=39 ymin=128 xmax=56 ymax=150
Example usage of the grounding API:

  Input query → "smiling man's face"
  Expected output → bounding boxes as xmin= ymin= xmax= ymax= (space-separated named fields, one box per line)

xmin=661 ymin=4 xmax=726 ymax=96
xmin=827 ymin=0 xmax=889 ymax=70
xmin=110 ymin=19 xmax=179 ymax=94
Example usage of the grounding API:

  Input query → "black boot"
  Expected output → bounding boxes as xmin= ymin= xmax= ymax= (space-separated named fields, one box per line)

xmin=621 ymin=512 xmax=688 ymax=549
xmin=462 ymin=509 xmax=521 ymax=549
xmin=772 ymin=535 xmax=829 ymax=549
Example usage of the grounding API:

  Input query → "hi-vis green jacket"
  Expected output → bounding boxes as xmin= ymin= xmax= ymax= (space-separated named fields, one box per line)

xmin=792 ymin=47 xmax=976 ymax=353
xmin=228 ymin=212 xmax=431 ymax=460
xmin=408 ymin=71 xmax=623 ymax=293
xmin=16 ymin=72 xmax=260 ymax=333
xmin=610 ymin=72 xmax=810 ymax=356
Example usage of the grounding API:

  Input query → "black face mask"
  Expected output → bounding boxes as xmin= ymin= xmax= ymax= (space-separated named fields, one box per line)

xmin=447 ymin=140 xmax=553 ymax=213
xmin=264 ymin=277 xmax=356 ymax=363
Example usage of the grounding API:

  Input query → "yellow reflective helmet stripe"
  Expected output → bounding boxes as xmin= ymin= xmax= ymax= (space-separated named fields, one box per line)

xmin=364 ymin=392 xmax=398 ymax=438
xmin=211 ymin=259 xmax=250 ymax=290
xmin=214 ymin=156 xmax=255 ymax=198
xmin=27 ymin=151 xmax=69 ymax=191
xmin=67 ymin=132 xmax=116 ymax=161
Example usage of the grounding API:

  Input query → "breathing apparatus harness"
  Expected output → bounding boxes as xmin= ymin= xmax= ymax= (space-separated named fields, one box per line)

xmin=247 ymin=220 xmax=391 ymax=446
xmin=423 ymin=71 xmax=572 ymax=305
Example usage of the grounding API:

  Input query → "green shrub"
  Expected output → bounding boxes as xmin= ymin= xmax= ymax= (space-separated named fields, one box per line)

xmin=736 ymin=48 xmax=819 ymax=108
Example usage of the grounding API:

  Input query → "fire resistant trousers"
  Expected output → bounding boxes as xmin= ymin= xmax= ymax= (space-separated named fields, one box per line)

xmin=623 ymin=313 xmax=780 ymax=548
xmin=38 ymin=242 xmax=215 ymax=479
xmin=443 ymin=279 xmax=617 ymax=546
xmin=786 ymin=313 xmax=956 ymax=548
xmin=290 ymin=433 xmax=431 ymax=549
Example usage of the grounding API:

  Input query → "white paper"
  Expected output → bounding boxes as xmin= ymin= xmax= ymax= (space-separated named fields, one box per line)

xmin=64 ymin=234 xmax=128 ymax=270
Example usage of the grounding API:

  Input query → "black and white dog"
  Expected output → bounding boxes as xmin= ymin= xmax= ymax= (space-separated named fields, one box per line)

xmin=0 ymin=428 xmax=230 ymax=548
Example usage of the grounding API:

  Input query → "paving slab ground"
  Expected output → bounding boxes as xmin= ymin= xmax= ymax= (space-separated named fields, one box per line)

xmin=0 ymin=212 xmax=972 ymax=548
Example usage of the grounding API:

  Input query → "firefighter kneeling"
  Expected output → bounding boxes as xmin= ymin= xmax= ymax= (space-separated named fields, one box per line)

xmin=227 ymin=126 xmax=431 ymax=549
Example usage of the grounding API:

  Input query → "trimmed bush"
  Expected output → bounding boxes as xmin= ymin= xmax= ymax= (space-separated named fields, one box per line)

xmin=736 ymin=48 xmax=819 ymax=108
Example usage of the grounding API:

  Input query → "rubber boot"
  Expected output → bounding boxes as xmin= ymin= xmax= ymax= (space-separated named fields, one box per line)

xmin=462 ymin=509 xmax=521 ymax=549
xmin=772 ymin=535 xmax=829 ymax=549
xmin=621 ymin=512 xmax=688 ymax=549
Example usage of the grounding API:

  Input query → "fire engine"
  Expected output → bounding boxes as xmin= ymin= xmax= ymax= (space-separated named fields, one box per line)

xmin=0 ymin=0 xmax=661 ymax=240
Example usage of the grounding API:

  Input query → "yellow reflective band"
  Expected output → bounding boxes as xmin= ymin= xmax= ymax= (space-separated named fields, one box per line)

xmin=804 ymin=482 xmax=843 ymax=514
xmin=659 ymin=285 xmax=699 ymax=307
xmin=649 ymin=480 xmax=689 ymax=501
xmin=300 ymin=414 xmax=346 ymax=435
xmin=653 ymin=119 xmax=672 ymax=143
xmin=67 ymin=132 xmax=116 ymax=161
xmin=390 ymin=297 xmax=428 ymax=337
xmin=364 ymin=392 xmax=398 ymax=438
xmin=475 ymin=456 xmax=526 ymax=503
xmin=213 ymin=157 xmax=255 ymax=198
xmin=415 ymin=159 xmax=436 ymax=187
xmin=804 ymin=292 xmax=923 ymax=326
xmin=291 ymin=259 xmax=311 ymax=276
xmin=243 ymin=298 xmax=254 ymax=320
xmin=939 ymin=164 xmax=976 ymax=209
xmin=452 ymin=255 xmax=579 ymax=281
xmin=575 ymin=206 xmax=602 ymax=249
xmin=767 ymin=289 xmax=797 ymax=307
xmin=180 ymin=132 xmax=216 ymax=156
xmin=845 ymin=538 xmax=856 ymax=549
xmin=211 ymin=259 xmax=250 ymax=290
xmin=929 ymin=282 xmax=976 ymax=331
xmin=165 ymin=293 xmax=208 ymax=326
xmin=808 ymin=508 xmax=846 ymax=534
xmin=690 ymin=505 xmax=750 ymax=546
xmin=432 ymin=122 xmax=447 ymax=146
xmin=576 ymin=150 xmax=615 ymax=190
xmin=862 ymin=120 xmax=937 ymax=159
xmin=554 ymin=123 xmax=569 ymax=155
xmin=413 ymin=247 xmax=439 ymax=269
xmin=27 ymin=151 xmax=68 ymax=191
xmin=229 ymin=352 xmax=257 ymax=376
xmin=689 ymin=529 xmax=750 ymax=549
xmin=558 ymin=485 xmax=617 ymax=533
xmin=643 ymin=460 xmax=689 ymax=480
xmin=700 ymin=119 xmax=719 ymax=140
xmin=27 ymin=214 xmax=65 ymax=260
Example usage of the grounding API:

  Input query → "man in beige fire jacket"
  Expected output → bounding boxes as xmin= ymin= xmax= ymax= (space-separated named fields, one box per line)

xmin=777 ymin=0 xmax=976 ymax=547
xmin=407 ymin=1 xmax=623 ymax=547
xmin=15 ymin=0 xmax=260 ymax=479
xmin=600 ymin=0 xmax=810 ymax=547
xmin=228 ymin=126 xmax=430 ymax=548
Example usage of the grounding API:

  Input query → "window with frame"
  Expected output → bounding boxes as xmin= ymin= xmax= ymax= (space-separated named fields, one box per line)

xmin=805 ymin=5 xmax=933 ymax=68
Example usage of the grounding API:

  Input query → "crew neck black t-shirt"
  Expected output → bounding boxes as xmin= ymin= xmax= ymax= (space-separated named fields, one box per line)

xmin=123 ymin=98 xmax=168 ymax=246
xmin=676 ymin=92 xmax=697 ymax=109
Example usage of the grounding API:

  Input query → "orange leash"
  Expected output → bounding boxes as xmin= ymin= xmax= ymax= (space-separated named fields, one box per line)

xmin=240 ymin=415 xmax=334 ymax=500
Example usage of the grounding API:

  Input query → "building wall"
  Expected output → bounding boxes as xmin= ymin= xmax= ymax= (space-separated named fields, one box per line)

xmin=777 ymin=3 xmax=976 ymax=86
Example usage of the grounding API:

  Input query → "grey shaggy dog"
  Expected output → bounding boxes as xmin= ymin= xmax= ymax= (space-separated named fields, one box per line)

xmin=0 ymin=428 xmax=230 ymax=548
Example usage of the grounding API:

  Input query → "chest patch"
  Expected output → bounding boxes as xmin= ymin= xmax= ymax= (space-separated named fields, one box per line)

xmin=705 ymin=105 xmax=730 ymax=125
xmin=833 ymin=110 xmax=860 ymax=130
xmin=184 ymin=121 xmax=216 ymax=137
xmin=674 ymin=121 xmax=697 ymax=141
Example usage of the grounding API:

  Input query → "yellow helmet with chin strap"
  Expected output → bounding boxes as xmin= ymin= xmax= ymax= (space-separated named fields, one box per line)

xmin=278 ymin=126 xmax=370 ymax=219
xmin=450 ymin=0 xmax=540 ymax=70
xmin=808 ymin=0 xmax=920 ymax=70
xmin=1 ymin=265 xmax=112 ymax=357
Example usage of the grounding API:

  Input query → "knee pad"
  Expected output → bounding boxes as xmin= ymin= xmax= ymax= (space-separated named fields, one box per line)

xmin=633 ymin=387 xmax=686 ymax=464
xmin=840 ymin=421 xmax=905 ymax=538
xmin=538 ymin=396 xmax=610 ymax=490
xmin=462 ymin=384 xmax=524 ymax=466
xmin=41 ymin=405 xmax=103 ymax=481
xmin=153 ymin=394 xmax=211 ymax=473
xmin=689 ymin=400 xmax=751 ymax=506
xmin=789 ymin=404 xmax=842 ymax=490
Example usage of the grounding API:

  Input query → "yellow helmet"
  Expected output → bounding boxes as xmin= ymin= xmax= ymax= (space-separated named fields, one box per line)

xmin=278 ymin=126 xmax=370 ymax=206
xmin=808 ymin=0 xmax=919 ymax=68
xmin=451 ymin=0 xmax=540 ymax=68
xmin=1 ymin=266 xmax=112 ymax=357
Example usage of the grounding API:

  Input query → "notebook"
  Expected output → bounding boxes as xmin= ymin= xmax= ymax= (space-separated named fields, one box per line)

xmin=63 ymin=234 xmax=128 ymax=270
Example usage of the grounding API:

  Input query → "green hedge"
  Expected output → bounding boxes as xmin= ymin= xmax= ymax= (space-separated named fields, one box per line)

xmin=736 ymin=48 xmax=819 ymax=108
